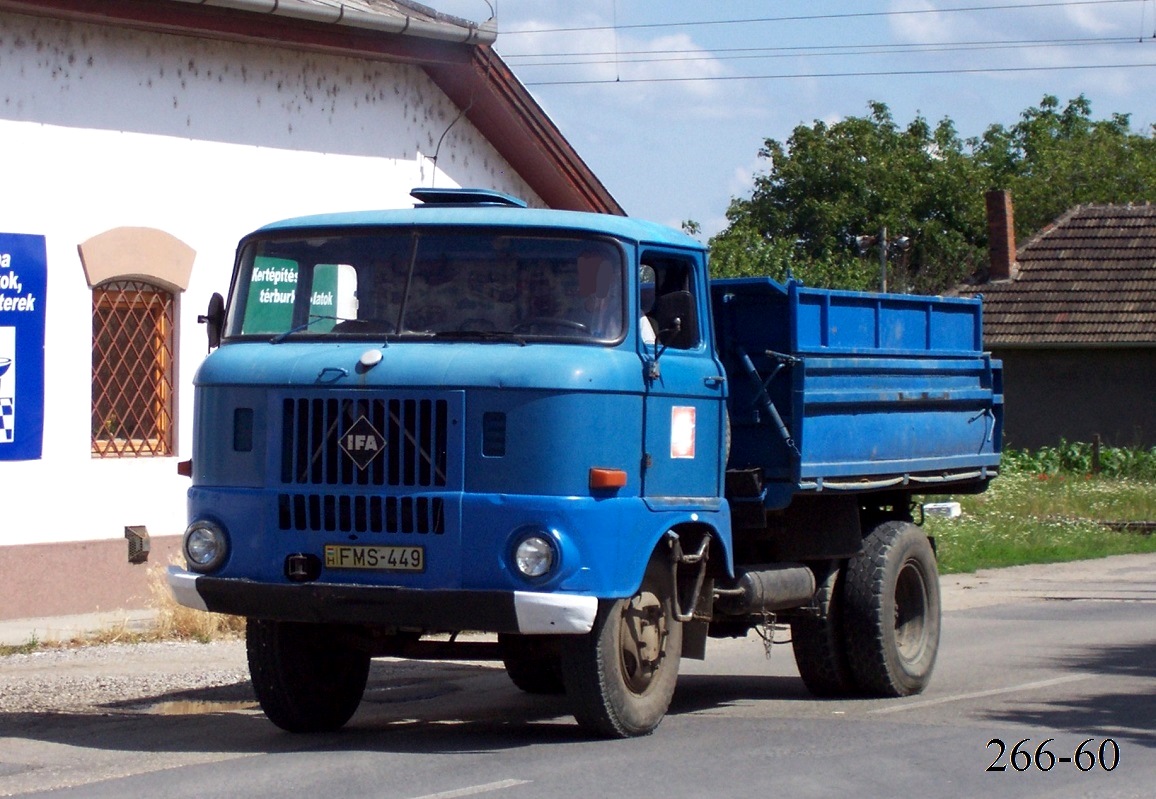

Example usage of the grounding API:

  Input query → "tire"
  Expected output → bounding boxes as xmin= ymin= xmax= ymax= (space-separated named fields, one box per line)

xmin=790 ymin=563 xmax=856 ymax=697
xmin=843 ymin=520 xmax=941 ymax=697
xmin=499 ymin=634 xmax=565 ymax=695
xmin=246 ymin=619 xmax=370 ymax=733
xmin=560 ymin=557 xmax=682 ymax=738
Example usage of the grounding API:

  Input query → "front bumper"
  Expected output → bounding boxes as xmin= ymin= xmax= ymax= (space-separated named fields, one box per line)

xmin=167 ymin=566 xmax=598 ymax=635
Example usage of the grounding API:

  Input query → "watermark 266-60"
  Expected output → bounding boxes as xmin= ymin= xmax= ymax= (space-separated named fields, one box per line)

xmin=987 ymin=738 xmax=1120 ymax=773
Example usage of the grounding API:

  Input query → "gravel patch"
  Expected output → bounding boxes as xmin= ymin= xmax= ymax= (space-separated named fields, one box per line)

xmin=0 ymin=640 xmax=250 ymax=715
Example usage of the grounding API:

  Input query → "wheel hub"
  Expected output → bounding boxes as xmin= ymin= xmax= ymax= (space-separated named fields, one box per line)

xmin=893 ymin=559 xmax=929 ymax=663
xmin=619 ymin=590 xmax=667 ymax=693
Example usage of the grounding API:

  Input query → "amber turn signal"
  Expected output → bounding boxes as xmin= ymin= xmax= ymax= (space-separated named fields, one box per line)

xmin=589 ymin=467 xmax=627 ymax=490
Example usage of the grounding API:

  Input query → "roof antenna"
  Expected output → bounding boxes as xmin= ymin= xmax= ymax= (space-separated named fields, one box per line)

xmin=423 ymin=0 xmax=492 ymax=187
xmin=427 ymin=94 xmax=476 ymax=188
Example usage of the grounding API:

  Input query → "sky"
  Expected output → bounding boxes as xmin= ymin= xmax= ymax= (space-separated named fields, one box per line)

xmin=430 ymin=0 xmax=1156 ymax=238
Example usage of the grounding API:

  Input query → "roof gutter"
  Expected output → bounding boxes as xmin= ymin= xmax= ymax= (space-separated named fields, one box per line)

xmin=169 ymin=0 xmax=497 ymax=45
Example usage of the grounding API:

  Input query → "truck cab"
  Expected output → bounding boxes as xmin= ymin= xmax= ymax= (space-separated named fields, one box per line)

xmin=170 ymin=189 xmax=733 ymax=736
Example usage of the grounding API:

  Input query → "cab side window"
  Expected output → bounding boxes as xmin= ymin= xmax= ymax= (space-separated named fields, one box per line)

xmin=641 ymin=255 xmax=699 ymax=350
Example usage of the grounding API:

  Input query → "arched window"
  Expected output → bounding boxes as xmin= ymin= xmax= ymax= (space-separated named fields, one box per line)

xmin=79 ymin=228 xmax=194 ymax=458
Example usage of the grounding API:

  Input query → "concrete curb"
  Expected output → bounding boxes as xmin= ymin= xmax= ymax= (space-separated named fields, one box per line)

xmin=0 ymin=610 xmax=157 ymax=648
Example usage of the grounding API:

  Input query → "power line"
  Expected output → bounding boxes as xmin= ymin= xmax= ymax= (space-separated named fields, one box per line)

xmin=502 ymin=0 xmax=1135 ymax=35
xmin=506 ymin=37 xmax=1146 ymax=68
xmin=502 ymin=36 xmax=1138 ymax=62
xmin=524 ymin=60 xmax=1156 ymax=87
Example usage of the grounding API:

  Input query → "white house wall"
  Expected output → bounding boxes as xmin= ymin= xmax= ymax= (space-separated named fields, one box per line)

xmin=0 ymin=11 xmax=540 ymax=555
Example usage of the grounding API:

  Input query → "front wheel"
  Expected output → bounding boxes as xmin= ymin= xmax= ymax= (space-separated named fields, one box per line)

xmin=843 ymin=520 xmax=941 ymax=697
xmin=560 ymin=557 xmax=682 ymax=737
xmin=499 ymin=633 xmax=565 ymax=695
xmin=246 ymin=619 xmax=370 ymax=732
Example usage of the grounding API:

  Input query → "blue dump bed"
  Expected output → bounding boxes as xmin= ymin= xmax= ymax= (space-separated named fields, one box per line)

xmin=711 ymin=277 xmax=1003 ymax=509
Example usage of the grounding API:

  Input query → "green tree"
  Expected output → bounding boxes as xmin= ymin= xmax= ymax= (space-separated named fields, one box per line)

xmin=709 ymin=215 xmax=878 ymax=290
xmin=714 ymin=95 xmax=1156 ymax=293
xmin=974 ymin=94 xmax=1156 ymax=234
xmin=713 ymin=101 xmax=985 ymax=292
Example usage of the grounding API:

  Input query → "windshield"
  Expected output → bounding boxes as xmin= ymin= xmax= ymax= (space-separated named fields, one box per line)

xmin=226 ymin=230 xmax=626 ymax=344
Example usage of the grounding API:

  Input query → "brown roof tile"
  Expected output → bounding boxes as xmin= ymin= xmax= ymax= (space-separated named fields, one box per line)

xmin=959 ymin=204 xmax=1156 ymax=345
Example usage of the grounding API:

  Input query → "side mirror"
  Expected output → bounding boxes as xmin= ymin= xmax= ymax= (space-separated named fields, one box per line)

xmin=198 ymin=292 xmax=225 ymax=351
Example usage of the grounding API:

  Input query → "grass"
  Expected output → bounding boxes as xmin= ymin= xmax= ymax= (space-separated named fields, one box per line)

xmin=0 ymin=635 xmax=40 ymax=657
xmin=926 ymin=445 xmax=1156 ymax=574
xmin=145 ymin=557 xmax=247 ymax=644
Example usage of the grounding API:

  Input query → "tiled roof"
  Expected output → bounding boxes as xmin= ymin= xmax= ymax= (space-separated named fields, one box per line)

xmin=959 ymin=204 xmax=1156 ymax=345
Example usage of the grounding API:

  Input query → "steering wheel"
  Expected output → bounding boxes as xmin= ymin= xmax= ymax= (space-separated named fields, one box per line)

xmin=331 ymin=318 xmax=395 ymax=334
xmin=513 ymin=317 xmax=590 ymax=334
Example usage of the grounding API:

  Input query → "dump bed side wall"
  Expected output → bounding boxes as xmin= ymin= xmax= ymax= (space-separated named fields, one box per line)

xmin=788 ymin=281 xmax=983 ymax=356
xmin=711 ymin=278 xmax=1003 ymax=508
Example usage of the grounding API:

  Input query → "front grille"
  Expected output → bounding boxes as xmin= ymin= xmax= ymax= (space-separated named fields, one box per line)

xmin=280 ymin=397 xmax=449 ymax=487
xmin=278 ymin=493 xmax=445 ymax=534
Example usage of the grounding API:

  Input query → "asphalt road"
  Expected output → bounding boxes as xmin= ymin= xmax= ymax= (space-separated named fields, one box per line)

xmin=1 ymin=554 xmax=1154 ymax=799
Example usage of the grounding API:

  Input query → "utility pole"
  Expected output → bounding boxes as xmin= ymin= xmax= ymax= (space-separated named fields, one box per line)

xmin=879 ymin=226 xmax=888 ymax=293
xmin=853 ymin=227 xmax=910 ymax=293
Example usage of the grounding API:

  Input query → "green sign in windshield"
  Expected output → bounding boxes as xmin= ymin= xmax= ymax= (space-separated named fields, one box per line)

xmin=242 ymin=257 xmax=343 ymax=334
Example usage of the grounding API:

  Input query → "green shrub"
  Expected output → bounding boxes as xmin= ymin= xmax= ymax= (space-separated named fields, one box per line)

xmin=1003 ymin=441 xmax=1156 ymax=480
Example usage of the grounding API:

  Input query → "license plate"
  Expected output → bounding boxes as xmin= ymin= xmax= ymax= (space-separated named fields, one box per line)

xmin=324 ymin=544 xmax=425 ymax=572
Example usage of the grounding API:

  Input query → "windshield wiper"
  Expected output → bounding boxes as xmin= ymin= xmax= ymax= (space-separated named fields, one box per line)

xmin=271 ymin=315 xmax=402 ymax=344
xmin=270 ymin=315 xmax=343 ymax=344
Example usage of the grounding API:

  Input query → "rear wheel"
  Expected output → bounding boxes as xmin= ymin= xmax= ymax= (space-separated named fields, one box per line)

xmin=561 ymin=557 xmax=682 ymax=737
xmin=246 ymin=619 xmax=370 ymax=732
xmin=790 ymin=563 xmax=856 ymax=697
xmin=499 ymin=634 xmax=565 ymax=695
xmin=843 ymin=520 xmax=941 ymax=696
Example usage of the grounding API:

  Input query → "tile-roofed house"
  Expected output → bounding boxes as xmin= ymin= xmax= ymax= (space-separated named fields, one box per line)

xmin=958 ymin=192 xmax=1156 ymax=448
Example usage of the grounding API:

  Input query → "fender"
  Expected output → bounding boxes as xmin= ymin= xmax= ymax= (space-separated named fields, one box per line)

xmin=614 ymin=501 xmax=734 ymax=599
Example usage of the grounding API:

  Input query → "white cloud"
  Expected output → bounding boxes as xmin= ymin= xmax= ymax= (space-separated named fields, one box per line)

xmin=729 ymin=158 xmax=760 ymax=199
xmin=614 ymin=32 xmax=729 ymax=97
xmin=491 ymin=7 xmax=734 ymax=112
xmin=1064 ymin=5 xmax=1123 ymax=35
xmin=888 ymin=0 xmax=962 ymax=44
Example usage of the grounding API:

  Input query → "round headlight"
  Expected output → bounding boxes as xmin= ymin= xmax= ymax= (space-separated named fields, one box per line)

xmin=183 ymin=520 xmax=228 ymax=573
xmin=514 ymin=535 xmax=555 ymax=579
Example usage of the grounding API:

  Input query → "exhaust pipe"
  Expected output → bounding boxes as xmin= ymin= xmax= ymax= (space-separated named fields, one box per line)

xmin=715 ymin=564 xmax=816 ymax=615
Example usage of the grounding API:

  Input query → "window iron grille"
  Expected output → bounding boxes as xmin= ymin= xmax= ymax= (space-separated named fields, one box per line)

xmin=91 ymin=279 xmax=176 ymax=458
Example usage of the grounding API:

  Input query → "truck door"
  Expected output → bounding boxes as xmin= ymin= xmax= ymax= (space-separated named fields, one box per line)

xmin=639 ymin=251 xmax=726 ymax=501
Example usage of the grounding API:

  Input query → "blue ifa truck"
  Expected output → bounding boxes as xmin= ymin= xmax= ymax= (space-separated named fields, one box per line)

xmin=169 ymin=188 xmax=1003 ymax=738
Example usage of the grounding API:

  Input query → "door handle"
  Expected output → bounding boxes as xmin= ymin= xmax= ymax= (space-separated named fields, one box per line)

xmin=704 ymin=375 xmax=726 ymax=387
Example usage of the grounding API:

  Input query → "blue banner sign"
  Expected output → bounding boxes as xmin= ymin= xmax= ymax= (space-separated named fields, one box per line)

xmin=0 ymin=233 xmax=47 ymax=460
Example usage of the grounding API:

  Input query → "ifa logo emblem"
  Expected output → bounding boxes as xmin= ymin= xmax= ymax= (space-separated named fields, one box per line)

xmin=339 ymin=415 xmax=386 ymax=470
